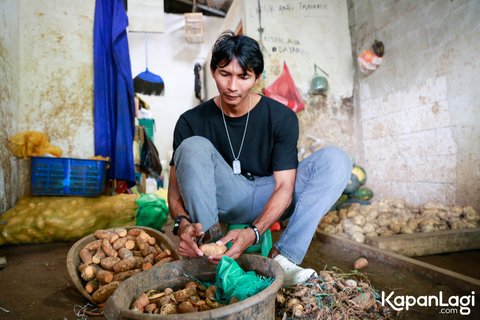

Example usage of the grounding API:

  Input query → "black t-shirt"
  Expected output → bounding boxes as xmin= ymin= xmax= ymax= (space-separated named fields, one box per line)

xmin=170 ymin=95 xmax=299 ymax=177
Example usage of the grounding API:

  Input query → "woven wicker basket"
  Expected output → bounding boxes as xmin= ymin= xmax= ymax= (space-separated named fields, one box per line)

xmin=66 ymin=226 xmax=180 ymax=304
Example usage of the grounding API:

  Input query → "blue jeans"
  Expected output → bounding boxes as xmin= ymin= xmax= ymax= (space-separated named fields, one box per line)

xmin=173 ymin=136 xmax=352 ymax=264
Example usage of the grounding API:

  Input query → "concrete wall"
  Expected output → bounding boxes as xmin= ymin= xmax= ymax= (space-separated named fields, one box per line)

xmin=244 ymin=0 xmax=353 ymax=98
xmin=0 ymin=0 xmax=96 ymax=212
xmin=0 ymin=0 xmax=21 ymax=212
xmin=349 ymin=0 xmax=480 ymax=210
xmin=18 ymin=0 xmax=96 ymax=157
xmin=2 ymin=0 xmax=477 ymax=212
xmin=0 ymin=1 xmax=222 ymax=209
xmin=128 ymin=14 xmax=224 ymax=165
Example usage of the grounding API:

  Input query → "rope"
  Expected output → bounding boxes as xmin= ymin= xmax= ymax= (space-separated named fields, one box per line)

xmin=144 ymin=33 xmax=149 ymax=70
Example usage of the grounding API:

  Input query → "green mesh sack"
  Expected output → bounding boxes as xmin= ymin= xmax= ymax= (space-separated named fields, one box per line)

xmin=135 ymin=193 xmax=168 ymax=231
xmin=215 ymin=256 xmax=273 ymax=303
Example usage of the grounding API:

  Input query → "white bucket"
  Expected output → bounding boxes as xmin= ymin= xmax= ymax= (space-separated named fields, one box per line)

xmin=145 ymin=177 xmax=157 ymax=194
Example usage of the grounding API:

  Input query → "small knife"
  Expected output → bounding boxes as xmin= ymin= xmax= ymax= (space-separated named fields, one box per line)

xmin=196 ymin=222 xmax=223 ymax=245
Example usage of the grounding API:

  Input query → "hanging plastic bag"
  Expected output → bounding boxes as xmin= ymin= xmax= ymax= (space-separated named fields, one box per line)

xmin=139 ymin=128 xmax=162 ymax=178
xmin=215 ymin=256 xmax=274 ymax=303
xmin=135 ymin=193 xmax=169 ymax=231
xmin=358 ymin=40 xmax=384 ymax=74
xmin=358 ymin=49 xmax=383 ymax=73
xmin=263 ymin=62 xmax=305 ymax=112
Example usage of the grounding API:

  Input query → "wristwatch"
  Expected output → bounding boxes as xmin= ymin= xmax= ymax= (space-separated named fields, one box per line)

xmin=172 ymin=215 xmax=191 ymax=236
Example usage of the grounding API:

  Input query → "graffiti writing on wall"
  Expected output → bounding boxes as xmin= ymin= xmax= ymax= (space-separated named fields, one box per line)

xmin=249 ymin=2 xmax=329 ymax=15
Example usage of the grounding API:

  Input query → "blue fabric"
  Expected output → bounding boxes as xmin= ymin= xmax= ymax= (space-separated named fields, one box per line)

xmin=93 ymin=0 xmax=136 ymax=187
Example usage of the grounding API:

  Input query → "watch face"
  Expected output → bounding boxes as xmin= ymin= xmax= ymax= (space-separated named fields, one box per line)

xmin=173 ymin=220 xmax=180 ymax=235
xmin=173 ymin=216 xmax=183 ymax=235
xmin=173 ymin=216 xmax=190 ymax=235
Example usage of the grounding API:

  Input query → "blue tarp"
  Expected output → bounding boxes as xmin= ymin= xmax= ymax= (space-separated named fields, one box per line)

xmin=93 ymin=0 xmax=136 ymax=187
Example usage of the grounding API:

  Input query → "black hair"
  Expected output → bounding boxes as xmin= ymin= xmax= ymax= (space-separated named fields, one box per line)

xmin=210 ymin=30 xmax=264 ymax=78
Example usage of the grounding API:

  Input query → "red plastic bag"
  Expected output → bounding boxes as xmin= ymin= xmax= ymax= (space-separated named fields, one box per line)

xmin=263 ymin=62 xmax=304 ymax=112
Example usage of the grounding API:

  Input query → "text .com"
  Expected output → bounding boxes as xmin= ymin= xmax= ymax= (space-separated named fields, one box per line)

xmin=381 ymin=291 xmax=475 ymax=316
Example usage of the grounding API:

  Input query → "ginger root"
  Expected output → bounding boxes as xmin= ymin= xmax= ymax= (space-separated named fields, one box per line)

xmin=74 ymin=226 xmax=179 ymax=306
xmin=199 ymin=243 xmax=227 ymax=256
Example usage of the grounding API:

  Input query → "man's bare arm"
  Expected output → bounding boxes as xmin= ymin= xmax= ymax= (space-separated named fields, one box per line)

xmin=168 ymin=165 xmax=204 ymax=257
xmin=167 ymin=166 xmax=188 ymax=219
xmin=252 ymin=169 xmax=296 ymax=235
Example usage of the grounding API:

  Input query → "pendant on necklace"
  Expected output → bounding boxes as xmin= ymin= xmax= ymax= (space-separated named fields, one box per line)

xmin=233 ymin=160 xmax=241 ymax=175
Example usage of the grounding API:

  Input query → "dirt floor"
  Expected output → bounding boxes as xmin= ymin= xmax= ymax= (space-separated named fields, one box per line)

xmin=0 ymin=226 xmax=479 ymax=320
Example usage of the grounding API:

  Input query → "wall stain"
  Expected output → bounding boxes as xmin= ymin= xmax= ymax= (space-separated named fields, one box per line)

xmin=37 ymin=64 xmax=93 ymax=157
xmin=2 ymin=1 xmax=97 ymax=213
xmin=342 ymin=97 xmax=354 ymax=116
xmin=297 ymin=95 xmax=356 ymax=161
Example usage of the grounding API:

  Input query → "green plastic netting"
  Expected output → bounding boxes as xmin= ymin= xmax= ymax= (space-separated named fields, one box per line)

xmin=215 ymin=256 xmax=274 ymax=303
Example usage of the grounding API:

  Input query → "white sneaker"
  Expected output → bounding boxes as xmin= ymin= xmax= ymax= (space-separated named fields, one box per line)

xmin=274 ymin=254 xmax=318 ymax=286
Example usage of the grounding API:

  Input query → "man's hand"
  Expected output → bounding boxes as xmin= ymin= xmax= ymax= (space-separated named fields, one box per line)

xmin=178 ymin=222 xmax=204 ymax=257
xmin=207 ymin=228 xmax=256 ymax=264
xmin=168 ymin=166 xmax=205 ymax=257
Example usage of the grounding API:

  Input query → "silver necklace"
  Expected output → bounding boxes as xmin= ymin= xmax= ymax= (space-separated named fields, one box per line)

xmin=219 ymin=95 xmax=252 ymax=175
